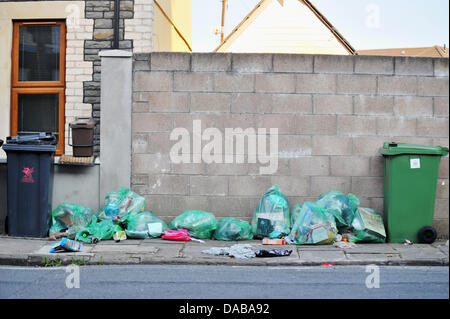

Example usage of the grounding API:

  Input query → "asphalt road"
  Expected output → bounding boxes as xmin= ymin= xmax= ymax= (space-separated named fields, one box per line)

xmin=0 ymin=265 xmax=448 ymax=299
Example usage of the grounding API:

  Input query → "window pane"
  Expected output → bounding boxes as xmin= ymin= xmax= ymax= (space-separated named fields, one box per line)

xmin=18 ymin=25 xmax=60 ymax=82
xmin=18 ymin=94 xmax=59 ymax=136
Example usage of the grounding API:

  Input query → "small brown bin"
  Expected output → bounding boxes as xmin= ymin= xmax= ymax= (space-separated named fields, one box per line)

xmin=69 ymin=117 xmax=95 ymax=157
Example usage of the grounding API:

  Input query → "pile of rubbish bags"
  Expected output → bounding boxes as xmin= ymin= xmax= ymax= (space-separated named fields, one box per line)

xmin=49 ymin=185 xmax=386 ymax=246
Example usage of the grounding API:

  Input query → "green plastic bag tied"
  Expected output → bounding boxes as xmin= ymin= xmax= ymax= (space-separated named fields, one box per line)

xmin=214 ymin=217 xmax=253 ymax=241
xmin=169 ymin=210 xmax=218 ymax=239
xmin=251 ymin=185 xmax=290 ymax=238
xmin=125 ymin=211 xmax=168 ymax=239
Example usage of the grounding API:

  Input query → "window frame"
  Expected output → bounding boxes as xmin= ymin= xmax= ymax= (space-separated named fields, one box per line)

xmin=10 ymin=87 xmax=65 ymax=152
xmin=11 ymin=20 xmax=66 ymax=155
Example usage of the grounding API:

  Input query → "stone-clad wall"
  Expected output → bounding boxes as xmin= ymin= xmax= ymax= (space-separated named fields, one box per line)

xmin=131 ymin=52 xmax=449 ymax=237
xmin=84 ymin=0 xmax=135 ymax=154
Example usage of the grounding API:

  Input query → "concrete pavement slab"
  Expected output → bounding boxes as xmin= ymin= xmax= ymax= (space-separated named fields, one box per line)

xmin=345 ymin=253 xmax=402 ymax=264
xmin=298 ymin=249 xmax=347 ymax=263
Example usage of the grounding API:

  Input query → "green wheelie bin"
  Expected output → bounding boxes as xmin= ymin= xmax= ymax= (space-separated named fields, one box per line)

xmin=380 ymin=142 xmax=449 ymax=243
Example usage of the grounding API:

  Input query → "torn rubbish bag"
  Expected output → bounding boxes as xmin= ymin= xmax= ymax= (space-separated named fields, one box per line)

xmin=169 ymin=210 xmax=218 ymax=239
xmin=75 ymin=217 xmax=123 ymax=243
xmin=251 ymin=185 xmax=290 ymax=239
xmin=49 ymin=203 xmax=95 ymax=239
xmin=289 ymin=202 xmax=337 ymax=245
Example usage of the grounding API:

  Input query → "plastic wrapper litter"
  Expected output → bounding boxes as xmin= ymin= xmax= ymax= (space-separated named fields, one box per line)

xmin=289 ymin=202 xmax=337 ymax=245
xmin=315 ymin=191 xmax=360 ymax=227
xmin=251 ymin=185 xmax=290 ymax=238
xmin=97 ymin=187 xmax=146 ymax=221
xmin=213 ymin=217 xmax=253 ymax=241
xmin=202 ymin=244 xmax=255 ymax=259
xmin=169 ymin=210 xmax=218 ymax=239
xmin=49 ymin=203 xmax=95 ymax=239
xmin=255 ymin=249 xmax=292 ymax=257
xmin=124 ymin=211 xmax=168 ymax=239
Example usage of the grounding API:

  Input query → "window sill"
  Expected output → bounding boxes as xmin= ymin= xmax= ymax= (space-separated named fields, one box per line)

xmin=0 ymin=156 xmax=101 ymax=165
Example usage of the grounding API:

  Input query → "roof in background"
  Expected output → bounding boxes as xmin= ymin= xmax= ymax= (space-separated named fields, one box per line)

xmin=358 ymin=46 xmax=449 ymax=58
xmin=214 ymin=0 xmax=356 ymax=54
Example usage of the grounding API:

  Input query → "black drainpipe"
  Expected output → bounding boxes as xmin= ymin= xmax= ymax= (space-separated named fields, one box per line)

xmin=113 ymin=0 xmax=120 ymax=48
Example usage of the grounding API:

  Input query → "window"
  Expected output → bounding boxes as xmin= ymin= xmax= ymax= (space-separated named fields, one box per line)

xmin=11 ymin=20 xmax=66 ymax=155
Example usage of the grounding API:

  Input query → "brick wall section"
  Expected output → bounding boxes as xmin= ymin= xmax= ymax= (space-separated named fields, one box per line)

xmin=64 ymin=3 xmax=94 ymax=155
xmin=131 ymin=52 xmax=449 ymax=237
xmin=125 ymin=0 xmax=154 ymax=53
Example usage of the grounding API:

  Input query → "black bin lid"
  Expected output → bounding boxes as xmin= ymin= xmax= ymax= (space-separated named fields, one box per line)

xmin=5 ymin=133 xmax=57 ymax=145
xmin=2 ymin=133 xmax=57 ymax=152
xmin=70 ymin=117 xmax=96 ymax=129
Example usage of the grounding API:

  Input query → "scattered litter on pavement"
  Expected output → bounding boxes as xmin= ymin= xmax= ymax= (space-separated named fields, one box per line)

xmin=404 ymin=239 xmax=414 ymax=246
xmin=321 ymin=263 xmax=334 ymax=266
xmin=162 ymin=229 xmax=191 ymax=241
xmin=113 ymin=231 xmax=127 ymax=242
xmin=49 ymin=232 xmax=68 ymax=241
xmin=333 ymin=241 xmax=356 ymax=249
xmin=386 ymin=254 xmax=393 ymax=257
xmin=262 ymin=238 xmax=287 ymax=245
xmin=50 ymin=238 xmax=82 ymax=253
xmin=255 ymin=249 xmax=292 ymax=257
xmin=190 ymin=238 xmax=205 ymax=244
xmin=202 ymin=244 xmax=256 ymax=259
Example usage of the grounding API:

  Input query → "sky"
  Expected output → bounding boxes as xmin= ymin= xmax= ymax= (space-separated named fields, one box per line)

xmin=192 ymin=0 xmax=450 ymax=52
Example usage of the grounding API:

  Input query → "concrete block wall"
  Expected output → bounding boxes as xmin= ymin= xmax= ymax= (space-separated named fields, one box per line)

xmin=131 ymin=52 xmax=449 ymax=237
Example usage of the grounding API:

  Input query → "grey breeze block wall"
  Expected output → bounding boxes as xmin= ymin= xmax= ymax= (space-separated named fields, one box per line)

xmin=131 ymin=52 xmax=449 ymax=237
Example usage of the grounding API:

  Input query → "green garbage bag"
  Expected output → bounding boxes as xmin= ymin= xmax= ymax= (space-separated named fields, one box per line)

xmin=344 ymin=207 xmax=386 ymax=243
xmin=75 ymin=217 xmax=123 ymax=243
xmin=49 ymin=203 xmax=95 ymax=239
xmin=97 ymin=187 xmax=146 ymax=221
xmin=124 ymin=211 xmax=168 ymax=239
xmin=290 ymin=204 xmax=303 ymax=227
xmin=169 ymin=210 xmax=218 ymax=239
xmin=251 ymin=185 xmax=290 ymax=238
xmin=315 ymin=191 xmax=359 ymax=227
xmin=214 ymin=217 xmax=253 ymax=241
xmin=289 ymin=202 xmax=337 ymax=245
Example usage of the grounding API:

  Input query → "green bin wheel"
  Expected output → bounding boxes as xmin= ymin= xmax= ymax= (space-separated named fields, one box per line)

xmin=418 ymin=226 xmax=437 ymax=244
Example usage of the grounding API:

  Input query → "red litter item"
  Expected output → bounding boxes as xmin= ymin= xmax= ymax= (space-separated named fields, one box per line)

xmin=321 ymin=263 xmax=335 ymax=267
xmin=162 ymin=229 xmax=191 ymax=241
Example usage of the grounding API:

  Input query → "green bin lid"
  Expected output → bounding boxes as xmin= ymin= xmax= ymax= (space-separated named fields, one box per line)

xmin=380 ymin=142 xmax=449 ymax=156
